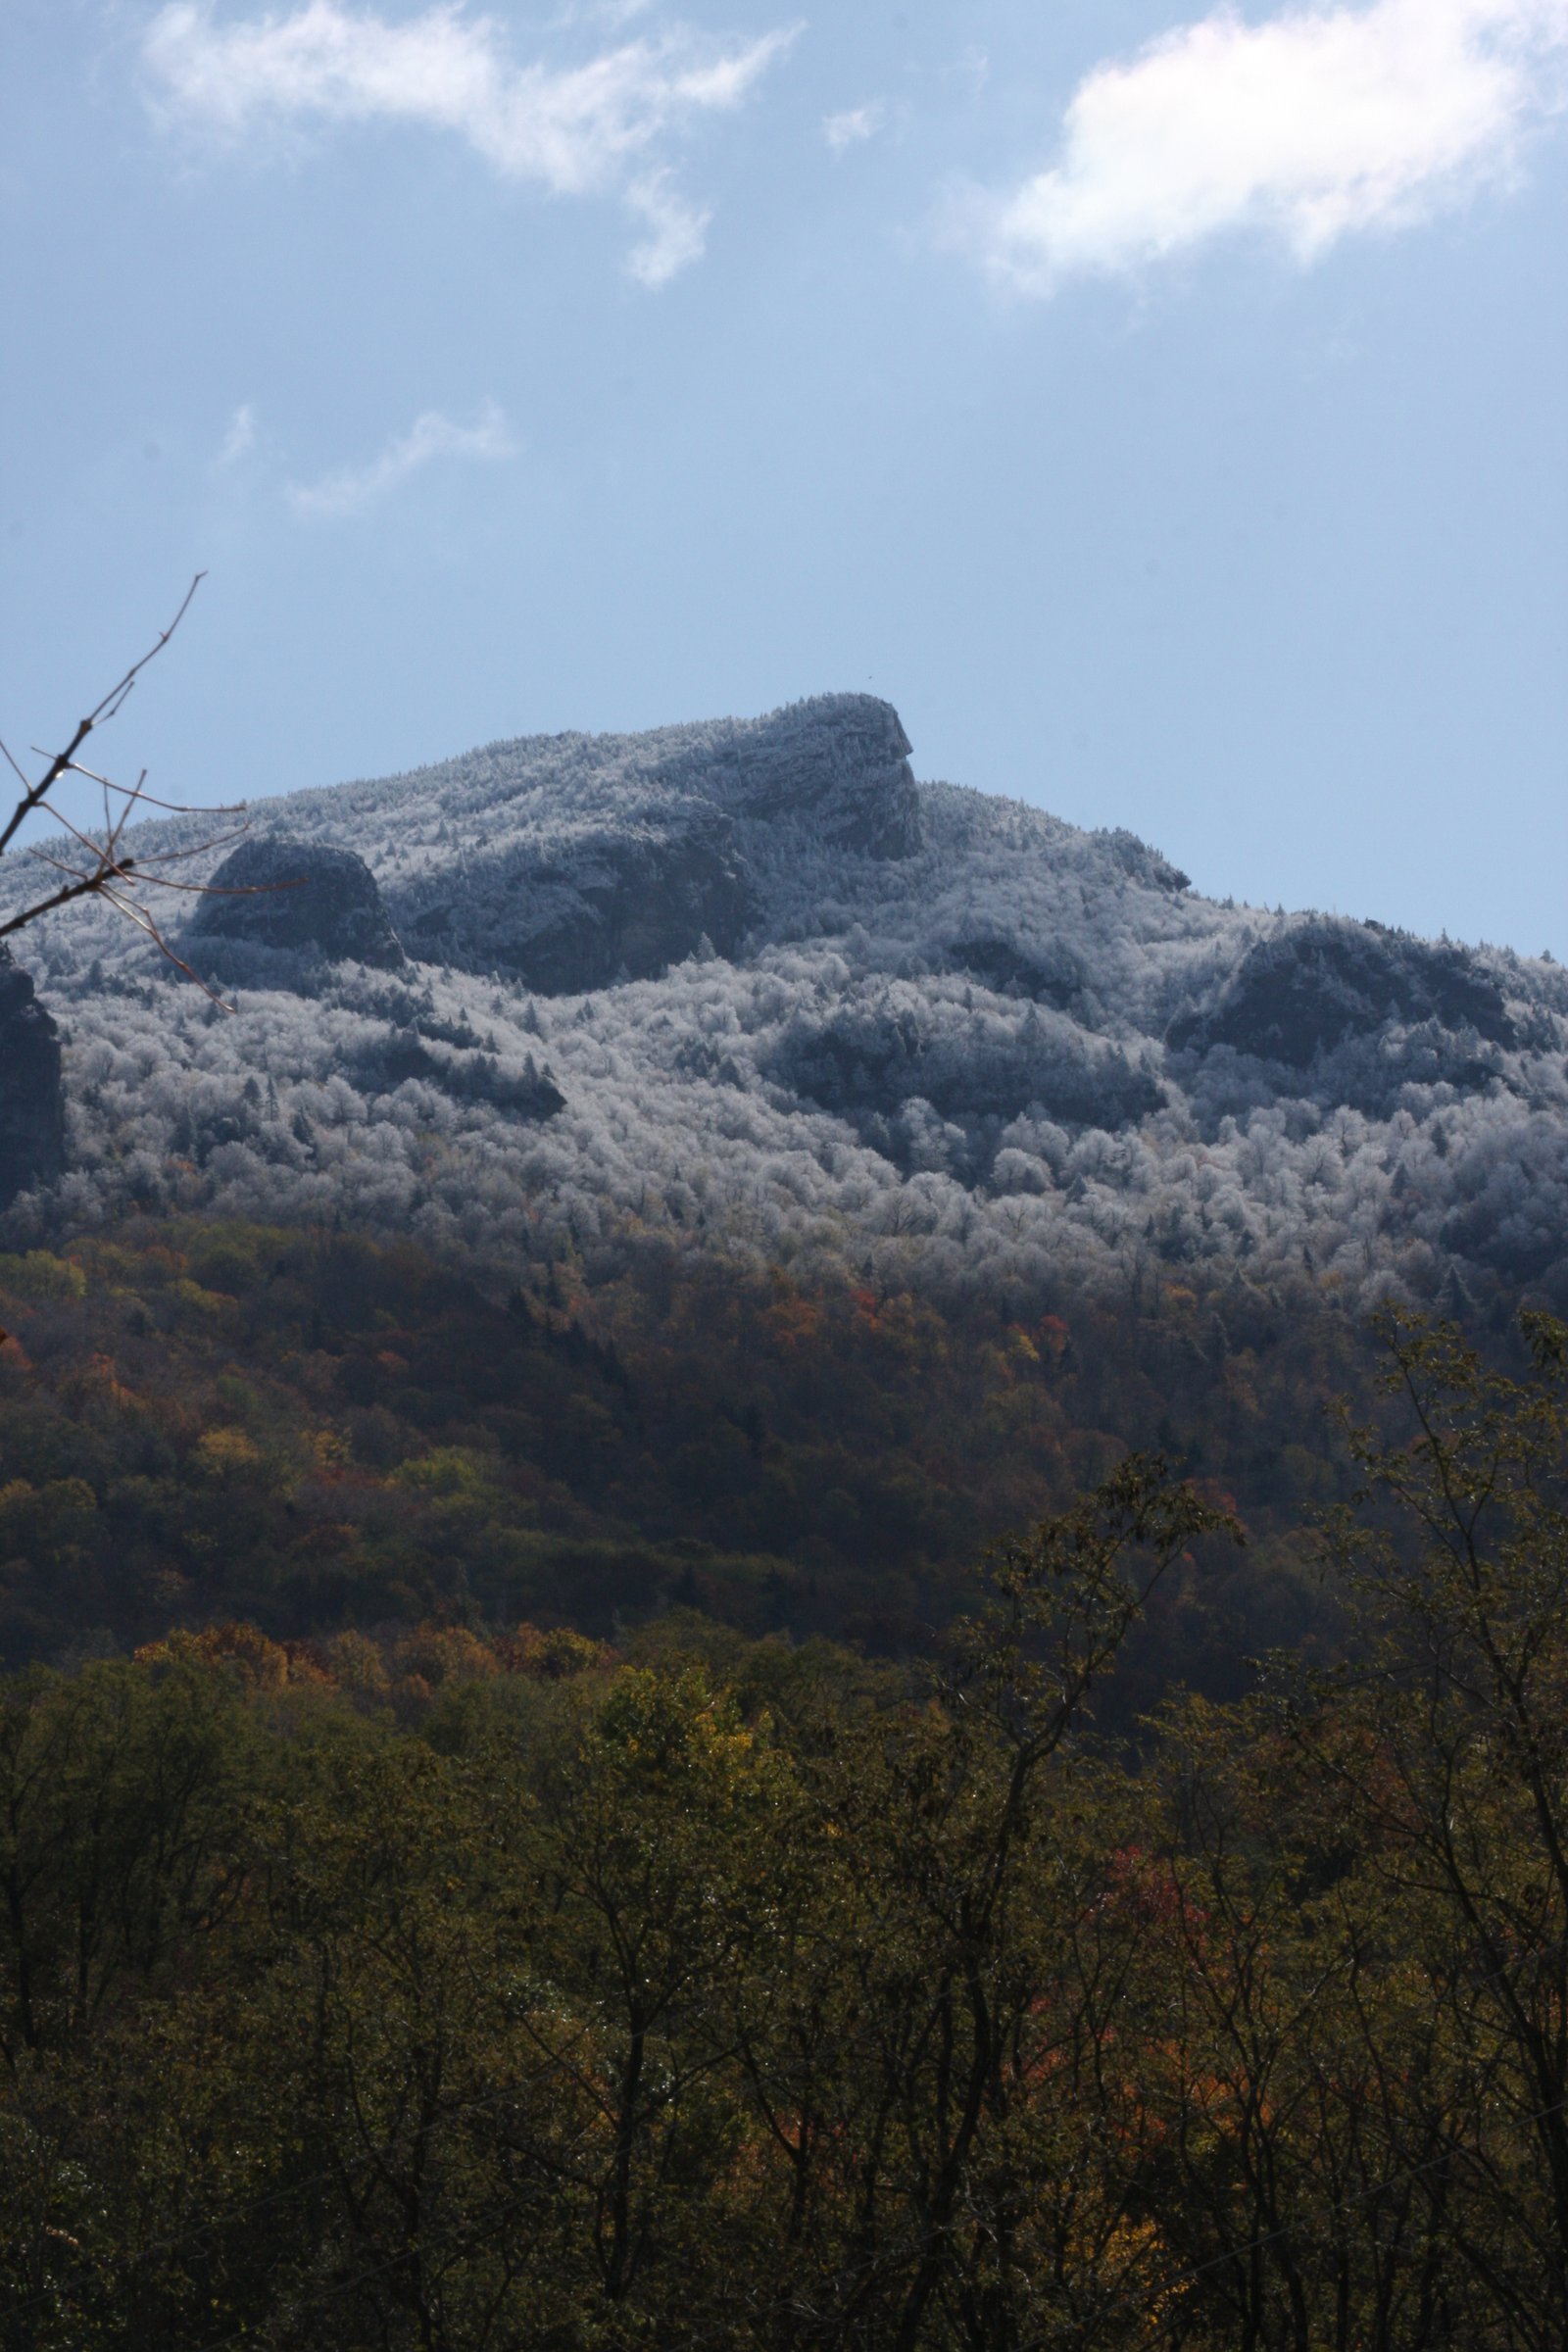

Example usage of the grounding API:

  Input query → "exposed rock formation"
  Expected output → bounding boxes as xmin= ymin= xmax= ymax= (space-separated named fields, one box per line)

xmin=1168 ymin=918 xmax=1517 ymax=1067
xmin=660 ymin=694 xmax=923 ymax=858
xmin=191 ymin=839 xmax=407 ymax=971
xmin=403 ymin=809 xmax=755 ymax=996
xmin=378 ymin=695 xmax=919 ymax=994
xmin=0 ymin=949 xmax=65 ymax=1205
xmin=770 ymin=994 xmax=1162 ymax=1165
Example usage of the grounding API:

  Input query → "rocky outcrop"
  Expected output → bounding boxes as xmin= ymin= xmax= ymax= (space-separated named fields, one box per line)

xmin=771 ymin=996 xmax=1161 ymax=1152
xmin=386 ymin=698 xmax=918 ymax=994
xmin=264 ymin=694 xmax=930 ymax=996
xmin=661 ymin=694 xmax=923 ymax=858
xmin=400 ymin=809 xmax=757 ymax=995
xmin=0 ymin=949 xmax=65 ymax=1205
xmin=1168 ymin=919 xmax=1516 ymax=1067
xmin=190 ymin=839 xmax=407 ymax=971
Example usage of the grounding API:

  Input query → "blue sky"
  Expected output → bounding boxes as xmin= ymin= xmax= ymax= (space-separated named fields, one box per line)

xmin=3 ymin=0 xmax=1565 ymax=952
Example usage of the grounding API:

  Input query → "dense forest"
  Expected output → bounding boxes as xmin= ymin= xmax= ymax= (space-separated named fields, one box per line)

xmin=0 ymin=1214 xmax=1388 ymax=1693
xmin=4 ymin=1313 xmax=1568 ymax=2348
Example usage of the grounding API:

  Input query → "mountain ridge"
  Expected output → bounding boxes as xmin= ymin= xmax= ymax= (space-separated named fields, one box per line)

xmin=1 ymin=693 xmax=1562 ymax=1313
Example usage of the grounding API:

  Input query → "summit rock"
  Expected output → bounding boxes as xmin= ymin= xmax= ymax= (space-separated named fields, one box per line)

xmin=653 ymin=694 xmax=922 ymax=858
xmin=190 ymin=839 xmax=407 ymax=973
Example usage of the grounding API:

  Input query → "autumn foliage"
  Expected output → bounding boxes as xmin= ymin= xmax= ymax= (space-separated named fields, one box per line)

xmin=4 ymin=1315 xmax=1568 ymax=2344
xmin=0 ymin=1217 xmax=1379 ymax=1699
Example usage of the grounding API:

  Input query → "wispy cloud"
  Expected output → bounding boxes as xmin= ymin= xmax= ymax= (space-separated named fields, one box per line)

xmin=287 ymin=400 xmax=514 ymax=518
xmin=214 ymin=401 xmax=257 ymax=467
xmin=823 ymin=100 xmax=884 ymax=154
xmin=624 ymin=169 xmax=710 ymax=283
xmin=549 ymin=0 xmax=659 ymax=26
xmin=143 ymin=1 xmax=799 ymax=283
xmin=956 ymin=0 xmax=1568 ymax=294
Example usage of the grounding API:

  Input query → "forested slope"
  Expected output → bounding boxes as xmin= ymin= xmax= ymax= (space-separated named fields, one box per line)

xmin=5 ymin=1318 xmax=1568 ymax=2349
xmin=2 ymin=692 xmax=1564 ymax=1314
xmin=0 ymin=1217 xmax=1371 ymax=1694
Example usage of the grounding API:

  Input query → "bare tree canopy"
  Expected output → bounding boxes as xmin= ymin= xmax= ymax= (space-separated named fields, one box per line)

xmin=0 ymin=577 xmax=252 ymax=1000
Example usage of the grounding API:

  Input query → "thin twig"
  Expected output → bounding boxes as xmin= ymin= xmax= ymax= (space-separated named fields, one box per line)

xmin=52 ymin=760 xmax=244 ymax=817
xmin=0 ymin=572 xmax=205 ymax=860
xmin=96 ymin=884 xmax=235 ymax=1009
xmin=0 ymin=868 xmax=138 ymax=940
xmin=0 ymin=578 xmax=330 ymax=1018
xmin=0 ymin=578 xmax=282 ymax=1004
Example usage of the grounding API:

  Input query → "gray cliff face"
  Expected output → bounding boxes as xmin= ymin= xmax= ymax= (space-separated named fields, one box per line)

xmin=0 ymin=950 xmax=65 ymax=1206
xmin=168 ymin=696 xmax=923 ymax=999
xmin=655 ymin=694 xmax=922 ymax=858
xmin=401 ymin=808 xmax=756 ymax=995
xmin=1169 ymin=919 xmax=1516 ymax=1067
xmin=768 ymin=990 xmax=1161 ymax=1176
xmin=373 ymin=695 xmax=918 ymax=992
xmin=191 ymin=839 xmax=407 ymax=971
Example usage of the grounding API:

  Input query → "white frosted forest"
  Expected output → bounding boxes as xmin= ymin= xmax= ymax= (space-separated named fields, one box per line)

xmin=4 ymin=694 xmax=1565 ymax=1314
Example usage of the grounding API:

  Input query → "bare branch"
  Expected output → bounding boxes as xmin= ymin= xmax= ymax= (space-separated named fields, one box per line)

xmin=50 ymin=760 xmax=244 ymax=818
xmin=24 ymin=848 xmax=107 ymax=884
xmin=96 ymin=883 xmax=236 ymax=1010
xmin=0 ymin=576 xmax=290 ymax=996
xmin=24 ymin=833 xmax=263 ymax=889
xmin=118 ymin=834 xmax=258 ymax=876
xmin=109 ymin=866 xmax=261 ymax=897
xmin=0 ymin=862 xmax=139 ymax=940
xmin=0 ymin=572 xmax=205 ymax=862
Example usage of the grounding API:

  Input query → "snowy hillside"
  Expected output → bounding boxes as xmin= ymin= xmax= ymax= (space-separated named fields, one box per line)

xmin=4 ymin=693 xmax=1565 ymax=1311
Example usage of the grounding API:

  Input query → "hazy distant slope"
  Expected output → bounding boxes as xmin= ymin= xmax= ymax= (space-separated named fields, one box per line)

xmin=4 ymin=693 xmax=1565 ymax=1310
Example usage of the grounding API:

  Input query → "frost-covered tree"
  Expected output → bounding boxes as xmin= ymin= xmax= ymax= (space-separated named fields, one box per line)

xmin=2 ymin=686 xmax=1563 ymax=1317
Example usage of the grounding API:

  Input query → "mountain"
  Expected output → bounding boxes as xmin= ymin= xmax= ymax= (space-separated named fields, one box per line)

xmin=3 ymin=692 xmax=1565 ymax=1312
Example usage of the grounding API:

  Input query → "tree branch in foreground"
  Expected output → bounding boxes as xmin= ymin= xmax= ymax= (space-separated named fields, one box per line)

xmin=0 ymin=576 xmax=266 ymax=1007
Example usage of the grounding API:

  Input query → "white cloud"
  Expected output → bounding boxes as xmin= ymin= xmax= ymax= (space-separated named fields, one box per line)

xmin=624 ymin=169 xmax=710 ymax=283
xmin=823 ymin=100 xmax=884 ymax=153
xmin=958 ymin=0 xmax=1568 ymax=293
xmin=215 ymin=401 xmax=257 ymax=466
xmin=550 ymin=1 xmax=659 ymax=25
xmin=143 ymin=1 xmax=799 ymax=282
xmin=287 ymin=399 xmax=514 ymax=517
